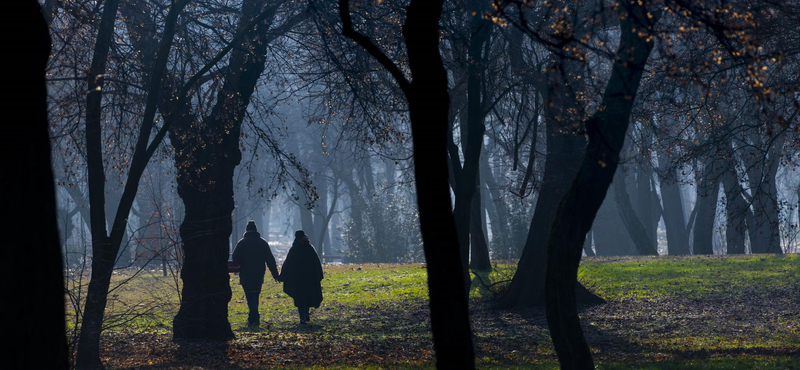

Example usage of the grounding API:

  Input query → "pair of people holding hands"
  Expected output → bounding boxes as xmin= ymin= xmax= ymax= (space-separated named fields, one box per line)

xmin=232 ymin=221 xmax=323 ymax=326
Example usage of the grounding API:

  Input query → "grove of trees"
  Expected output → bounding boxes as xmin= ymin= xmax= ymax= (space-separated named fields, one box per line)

xmin=14 ymin=0 xmax=800 ymax=368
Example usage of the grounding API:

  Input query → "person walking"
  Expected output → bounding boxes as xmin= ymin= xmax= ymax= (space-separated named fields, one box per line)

xmin=280 ymin=230 xmax=324 ymax=324
xmin=232 ymin=220 xmax=280 ymax=327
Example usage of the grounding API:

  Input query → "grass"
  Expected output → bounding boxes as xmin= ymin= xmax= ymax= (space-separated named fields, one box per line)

xmin=73 ymin=254 xmax=800 ymax=369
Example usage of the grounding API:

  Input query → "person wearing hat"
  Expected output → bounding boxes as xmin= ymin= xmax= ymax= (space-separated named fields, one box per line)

xmin=279 ymin=230 xmax=324 ymax=324
xmin=232 ymin=220 xmax=280 ymax=327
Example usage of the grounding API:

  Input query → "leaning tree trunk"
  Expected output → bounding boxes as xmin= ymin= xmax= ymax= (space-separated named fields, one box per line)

xmin=544 ymin=2 xmax=657 ymax=369
xmin=1 ymin=2 xmax=68 ymax=369
xmin=496 ymin=120 xmax=604 ymax=307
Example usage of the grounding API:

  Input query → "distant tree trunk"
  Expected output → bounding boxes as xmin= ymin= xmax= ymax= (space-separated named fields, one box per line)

xmin=544 ymin=3 xmax=657 ymax=368
xmin=658 ymin=151 xmax=690 ymax=255
xmin=594 ymin=190 xmax=638 ymax=256
xmin=172 ymin=0 xmax=278 ymax=340
xmin=582 ymin=231 xmax=595 ymax=257
xmin=480 ymin=143 xmax=512 ymax=258
xmin=721 ymin=168 xmax=747 ymax=254
xmin=612 ymin=168 xmax=658 ymax=255
xmin=692 ymin=160 xmax=721 ymax=255
xmin=340 ymin=0 xmax=476 ymax=367
xmin=636 ymin=164 xmax=657 ymax=248
xmin=1 ymin=3 xmax=68 ymax=369
xmin=470 ymin=174 xmax=491 ymax=271
xmin=744 ymin=135 xmax=783 ymax=254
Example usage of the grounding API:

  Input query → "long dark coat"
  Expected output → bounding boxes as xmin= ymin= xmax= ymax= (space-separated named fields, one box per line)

xmin=232 ymin=231 xmax=279 ymax=285
xmin=280 ymin=238 xmax=324 ymax=308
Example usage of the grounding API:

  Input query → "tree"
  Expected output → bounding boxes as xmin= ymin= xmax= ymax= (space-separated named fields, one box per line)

xmin=543 ymin=1 xmax=658 ymax=368
xmin=339 ymin=0 xmax=475 ymax=367
xmin=0 ymin=1 xmax=68 ymax=369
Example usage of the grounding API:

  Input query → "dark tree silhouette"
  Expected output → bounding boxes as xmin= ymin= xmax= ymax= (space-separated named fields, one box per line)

xmin=543 ymin=1 xmax=659 ymax=368
xmin=339 ymin=0 xmax=476 ymax=368
xmin=0 ymin=1 xmax=68 ymax=369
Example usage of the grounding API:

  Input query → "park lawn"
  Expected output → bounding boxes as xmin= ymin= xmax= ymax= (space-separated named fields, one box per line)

xmin=88 ymin=254 xmax=800 ymax=369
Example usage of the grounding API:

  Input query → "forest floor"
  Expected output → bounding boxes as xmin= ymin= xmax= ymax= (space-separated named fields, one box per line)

xmin=76 ymin=254 xmax=800 ymax=369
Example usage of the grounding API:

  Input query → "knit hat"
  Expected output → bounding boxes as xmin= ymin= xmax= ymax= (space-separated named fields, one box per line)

xmin=294 ymin=230 xmax=306 ymax=238
xmin=245 ymin=220 xmax=258 ymax=232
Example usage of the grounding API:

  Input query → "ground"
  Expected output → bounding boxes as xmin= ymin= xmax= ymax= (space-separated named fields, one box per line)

xmin=78 ymin=254 xmax=800 ymax=369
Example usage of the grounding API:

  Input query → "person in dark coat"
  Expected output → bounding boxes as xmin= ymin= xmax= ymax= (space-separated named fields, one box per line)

xmin=280 ymin=230 xmax=324 ymax=324
xmin=232 ymin=220 xmax=280 ymax=327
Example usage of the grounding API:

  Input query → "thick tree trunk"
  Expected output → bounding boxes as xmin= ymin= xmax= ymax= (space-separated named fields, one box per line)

xmin=405 ymin=3 xmax=476 ymax=367
xmin=497 ymin=122 xmax=603 ymax=307
xmin=1 ymin=3 xmax=68 ymax=369
xmin=544 ymin=3 xmax=657 ymax=368
xmin=172 ymin=0 xmax=276 ymax=340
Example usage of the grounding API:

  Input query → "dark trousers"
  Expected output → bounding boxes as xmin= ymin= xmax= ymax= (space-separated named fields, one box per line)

xmin=298 ymin=306 xmax=309 ymax=323
xmin=242 ymin=283 xmax=262 ymax=325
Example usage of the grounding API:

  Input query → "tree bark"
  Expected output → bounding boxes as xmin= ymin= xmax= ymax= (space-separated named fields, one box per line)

xmin=1 ymin=2 xmax=68 ymax=369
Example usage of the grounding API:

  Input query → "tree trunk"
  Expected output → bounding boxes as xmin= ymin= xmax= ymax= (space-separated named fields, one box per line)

xmin=450 ymin=5 xmax=492 ymax=288
xmin=172 ymin=0 xmax=277 ymax=340
xmin=496 ymin=121 xmax=603 ymax=307
xmin=594 ymin=190 xmax=638 ymax=256
xmin=582 ymin=231 xmax=595 ymax=257
xmin=657 ymin=152 xmax=690 ymax=255
xmin=1 ymin=3 xmax=68 ymax=368
xmin=691 ymin=160 xmax=721 ymax=255
xmin=636 ymin=164 xmax=657 ymax=248
xmin=470 ymin=175 xmax=491 ymax=271
xmin=744 ymin=135 xmax=783 ymax=254
xmin=544 ymin=3 xmax=657 ymax=368
xmin=341 ymin=1 xmax=475 ymax=366
xmin=721 ymin=168 xmax=747 ymax=254
xmin=480 ymin=143 xmax=512 ymax=258
xmin=77 ymin=0 xmax=189 ymax=366
xmin=612 ymin=169 xmax=658 ymax=255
